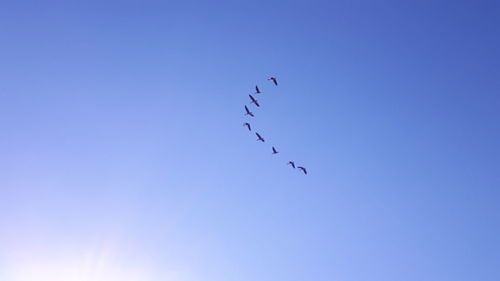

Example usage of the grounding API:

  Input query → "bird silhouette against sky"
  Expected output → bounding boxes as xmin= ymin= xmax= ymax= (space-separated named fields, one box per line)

xmin=255 ymin=86 xmax=262 ymax=94
xmin=298 ymin=166 xmax=307 ymax=175
xmin=287 ymin=161 xmax=296 ymax=168
xmin=272 ymin=147 xmax=278 ymax=154
xmin=255 ymin=132 xmax=265 ymax=142
xmin=249 ymin=94 xmax=260 ymax=107
xmin=244 ymin=105 xmax=254 ymax=117
xmin=268 ymin=77 xmax=278 ymax=86
xmin=243 ymin=122 xmax=251 ymax=131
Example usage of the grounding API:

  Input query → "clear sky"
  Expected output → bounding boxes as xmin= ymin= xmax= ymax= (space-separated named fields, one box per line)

xmin=0 ymin=0 xmax=499 ymax=280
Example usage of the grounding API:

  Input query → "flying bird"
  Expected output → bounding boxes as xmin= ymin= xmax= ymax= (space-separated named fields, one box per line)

xmin=243 ymin=122 xmax=251 ymax=131
xmin=255 ymin=86 xmax=262 ymax=94
xmin=244 ymin=105 xmax=254 ymax=117
xmin=297 ymin=166 xmax=307 ymax=175
xmin=272 ymin=147 xmax=279 ymax=154
xmin=268 ymin=77 xmax=278 ymax=86
xmin=249 ymin=95 xmax=260 ymax=107
xmin=287 ymin=161 xmax=296 ymax=168
xmin=255 ymin=132 xmax=265 ymax=142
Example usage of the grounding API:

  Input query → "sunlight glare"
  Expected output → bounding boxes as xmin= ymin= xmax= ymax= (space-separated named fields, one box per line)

xmin=3 ymin=248 xmax=155 ymax=281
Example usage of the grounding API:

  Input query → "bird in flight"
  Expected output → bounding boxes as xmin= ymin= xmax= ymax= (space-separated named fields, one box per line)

xmin=297 ymin=166 xmax=307 ymax=175
xmin=243 ymin=122 xmax=251 ymax=131
xmin=268 ymin=77 xmax=278 ymax=86
xmin=249 ymin=94 xmax=260 ymax=107
xmin=244 ymin=105 xmax=254 ymax=117
xmin=255 ymin=132 xmax=265 ymax=142
xmin=255 ymin=86 xmax=262 ymax=94
xmin=287 ymin=161 xmax=296 ymax=168
xmin=272 ymin=147 xmax=279 ymax=154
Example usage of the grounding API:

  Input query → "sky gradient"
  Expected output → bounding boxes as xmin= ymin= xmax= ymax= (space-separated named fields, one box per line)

xmin=1 ymin=1 xmax=499 ymax=281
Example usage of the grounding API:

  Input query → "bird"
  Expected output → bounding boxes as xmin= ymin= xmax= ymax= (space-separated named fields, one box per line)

xmin=249 ymin=94 xmax=260 ymax=107
xmin=255 ymin=86 xmax=262 ymax=94
xmin=256 ymin=132 xmax=265 ymax=142
xmin=244 ymin=105 xmax=254 ymax=117
xmin=268 ymin=77 xmax=278 ymax=86
xmin=287 ymin=161 xmax=296 ymax=168
xmin=297 ymin=166 xmax=307 ymax=175
xmin=272 ymin=147 xmax=278 ymax=154
xmin=243 ymin=122 xmax=251 ymax=131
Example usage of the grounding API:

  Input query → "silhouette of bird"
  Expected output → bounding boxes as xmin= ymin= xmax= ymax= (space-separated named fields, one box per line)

xmin=249 ymin=95 xmax=260 ymax=107
xmin=297 ymin=166 xmax=307 ymax=175
xmin=244 ymin=105 xmax=254 ymax=117
xmin=268 ymin=77 xmax=278 ymax=86
xmin=287 ymin=161 xmax=296 ymax=168
xmin=272 ymin=147 xmax=278 ymax=154
xmin=255 ymin=86 xmax=262 ymax=94
xmin=256 ymin=132 xmax=265 ymax=142
xmin=243 ymin=122 xmax=251 ymax=131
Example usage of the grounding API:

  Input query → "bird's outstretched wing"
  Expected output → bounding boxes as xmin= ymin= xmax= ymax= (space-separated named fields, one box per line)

xmin=298 ymin=166 xmax=307 ymax=175
xmin=256 ymin=133 xmax=265 ymax=142
xmin=249 ymin=95 xmax=260 ymax=107
xmin=243 ymin=123 xmax=251 ymax=131
xmin=244 ymin=105 xmax=254 ymax=116
xmin=268 ymin=77 xmax=278 ymax=86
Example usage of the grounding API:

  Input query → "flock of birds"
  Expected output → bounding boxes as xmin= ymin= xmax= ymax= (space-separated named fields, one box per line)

xmin=242 ymin=77 xmax=308 ymax=175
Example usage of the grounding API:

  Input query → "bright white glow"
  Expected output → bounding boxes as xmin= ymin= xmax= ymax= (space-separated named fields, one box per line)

xmin=2 ymin=248 xmax=155 ymax=281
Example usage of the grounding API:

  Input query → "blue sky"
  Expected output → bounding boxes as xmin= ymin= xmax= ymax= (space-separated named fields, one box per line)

xmin=0 ymin=0 xmax=499 ymax=280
